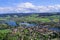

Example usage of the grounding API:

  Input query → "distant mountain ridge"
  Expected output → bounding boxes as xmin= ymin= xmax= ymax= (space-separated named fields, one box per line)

xmin=0 ymin=12 xmax=60 ymax=17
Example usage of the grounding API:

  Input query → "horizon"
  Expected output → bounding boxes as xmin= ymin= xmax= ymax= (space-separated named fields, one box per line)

xmin=0 ymin=12 xmax=60 ymax=14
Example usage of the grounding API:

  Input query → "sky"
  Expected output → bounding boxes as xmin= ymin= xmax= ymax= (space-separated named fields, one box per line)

xmin=0 ymin=0 xmax=60 ymax=13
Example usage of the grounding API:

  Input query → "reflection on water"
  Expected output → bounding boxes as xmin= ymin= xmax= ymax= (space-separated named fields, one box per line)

xmin=4 ymin=20 xmax=60 ymax=32
xmin=5 ymin=20 xmax=17 ymax=27
xmin=49 ymin=27 xmax=60 ymax=32
xmin=19 ymin=22 xmax=36 ymax=27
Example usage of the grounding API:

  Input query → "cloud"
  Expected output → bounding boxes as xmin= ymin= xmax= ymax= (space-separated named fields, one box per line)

xmin=0 ymin=2 xmax=60 ymax=13
xmin=15 ymin=2 xmax=36 ymax=13
xmin=0 ymin=7 xmax=14 ymax=13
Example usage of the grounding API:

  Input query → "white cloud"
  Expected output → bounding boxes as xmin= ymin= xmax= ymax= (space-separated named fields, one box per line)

xmin=0 ymin=7 xmax=14 ymax=13
xmin=15 ymin=2 xmax=36 ymax=13
xmin=17 ymin=2 xmax=35 ymax=8
xmin=0 ymin=2 xmax=60 ymax=13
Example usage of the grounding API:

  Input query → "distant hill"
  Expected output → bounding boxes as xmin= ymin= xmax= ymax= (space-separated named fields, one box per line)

xmin=0 ymin=12 xmax=60 ymax=17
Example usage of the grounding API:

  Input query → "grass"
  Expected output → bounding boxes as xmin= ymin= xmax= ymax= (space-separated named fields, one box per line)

xmin=0 ymin=29 xmax=11 ymax=33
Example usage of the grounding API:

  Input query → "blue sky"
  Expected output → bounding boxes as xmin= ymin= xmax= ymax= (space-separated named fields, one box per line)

xmin=0 ymin=0 xmax=60 ymax=13
xmin=0 ymin=0 xmax=60 ymax=6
